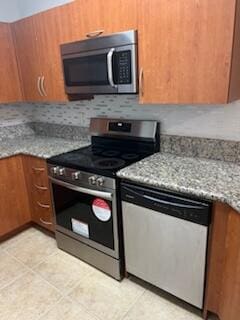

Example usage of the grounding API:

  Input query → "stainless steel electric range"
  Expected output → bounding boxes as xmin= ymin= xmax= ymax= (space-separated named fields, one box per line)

xmin=47 ymin=118 xmax=160 ymax=280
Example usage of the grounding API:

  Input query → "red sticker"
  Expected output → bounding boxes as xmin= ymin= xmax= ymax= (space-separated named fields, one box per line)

xmin=92 ymin=198 xmax=111 ymax=222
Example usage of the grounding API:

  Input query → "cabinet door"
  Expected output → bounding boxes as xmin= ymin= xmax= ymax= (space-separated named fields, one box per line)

xmin=0 ymin=23 xmax=22 ymax=103
xmin=23 ymin=156 xmax=54 ymax=232
xmin=34 ymin=10 xmax=68 ymax=102
xmin=0 ymin=157 xmax=31 ymax=237
xmin=102 ymin=0 xmax=137 ymax=34
xmin=13 ymin=17 xmax=43 ymax=101
xmin=139 ymin=0 xmax=236 ymax=104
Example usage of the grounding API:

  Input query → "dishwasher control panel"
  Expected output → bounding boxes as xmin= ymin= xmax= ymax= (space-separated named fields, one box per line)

xmin=121 ymin=183 xmax=212 ymax=226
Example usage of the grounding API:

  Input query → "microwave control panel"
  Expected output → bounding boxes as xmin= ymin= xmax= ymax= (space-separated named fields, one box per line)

xmin=115 ymin=50 xmax=132 ymax=84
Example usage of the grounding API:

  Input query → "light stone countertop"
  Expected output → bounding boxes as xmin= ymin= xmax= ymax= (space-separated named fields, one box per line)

xmin=117 ymin=153 xmax=240 ymax=213
xmin=0 ymin=135 xmax=90 ymax=160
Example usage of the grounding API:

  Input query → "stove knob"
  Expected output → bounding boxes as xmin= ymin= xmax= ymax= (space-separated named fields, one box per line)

xmin=59 ymin=168 xmax=66 ymax=176
xmin=97 ymin=177 xmax=105 ymax=187
xmin=72 ymin=171 xmax=81 ymax=180
xmin=88 ymin=176 xmax=97 ymax=185
xmin=51 ymin=166 xmax=59 ymax=175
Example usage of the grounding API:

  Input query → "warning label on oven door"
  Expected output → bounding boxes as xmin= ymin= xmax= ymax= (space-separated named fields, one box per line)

xmin=92 ymin=198 xmax=111 ymax=222
xmin=71 ymin=218 xmax=89 ymax=238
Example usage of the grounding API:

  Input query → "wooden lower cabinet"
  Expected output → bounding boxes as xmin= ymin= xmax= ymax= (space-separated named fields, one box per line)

xmin=204 ymin=202 xmax=240 ymax=320
xmin=0 ymin=156 xmax=31 ymax=237
xmin=22 ymin=156 xmax=54 ymax=232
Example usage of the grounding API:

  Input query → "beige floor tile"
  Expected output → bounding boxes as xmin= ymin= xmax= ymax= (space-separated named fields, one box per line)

xmin=69 ymin=269 xmax=145 ymax=320
xmin=39 ymin=297 xmax=98 ymax=320
xmin=34 ymin=250 xmax=94 ymax=293
xmin=0 ymin=271 xmax=62 ymax=320
xmin=0 ymin=228 xmax=40 ymax=250
xmin=0 ymin=251 xmax=28 ymax=289
xmin=124 ymin=289 xmax=202 ymax=320
xmin=5 ymin=230 xmax=58 ymax=267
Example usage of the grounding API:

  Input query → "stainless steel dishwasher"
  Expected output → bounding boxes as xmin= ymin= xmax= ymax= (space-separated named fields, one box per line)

xmin=121 ymin=183 xmax=211 ymax=309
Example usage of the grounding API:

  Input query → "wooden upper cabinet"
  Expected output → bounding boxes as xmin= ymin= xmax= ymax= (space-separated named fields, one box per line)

xmin=138 ymin=0 xmax=240 ymax=104
xmin=0 ymin=23 xmax=22 ymax=103
xmin=13 ymin=17 xmax=43 ymax=102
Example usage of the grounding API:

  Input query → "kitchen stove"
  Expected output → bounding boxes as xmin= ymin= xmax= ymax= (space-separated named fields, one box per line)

xmin=47 ymin=118 xmax=160 ymax=280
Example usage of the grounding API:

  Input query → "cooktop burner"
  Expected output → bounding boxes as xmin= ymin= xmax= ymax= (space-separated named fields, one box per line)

xmin=94 ymin=158 xmax=126 ymax=169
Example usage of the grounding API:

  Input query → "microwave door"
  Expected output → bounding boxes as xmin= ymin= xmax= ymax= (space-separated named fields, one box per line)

xmin=62 ymin=48 xmax=119 ymax=94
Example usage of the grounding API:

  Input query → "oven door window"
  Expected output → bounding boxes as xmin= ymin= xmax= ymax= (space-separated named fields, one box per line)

xmin=63 ymin=54 xmax=109 ymax=87
xmin=52 ymin=183 xmax=114 ymax=249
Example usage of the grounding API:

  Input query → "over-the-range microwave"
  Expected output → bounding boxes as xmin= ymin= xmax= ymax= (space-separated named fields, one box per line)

xmin=60 ymin=30 xmax=138 ymax=95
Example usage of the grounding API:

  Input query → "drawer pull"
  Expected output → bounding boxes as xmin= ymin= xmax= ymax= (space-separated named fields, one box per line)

xmin=34 ymin=184 xmax=48 ymax=191
xmin=37 ymin=201 xmax=50 ymax=209
xmin=32 ymin=167 xmax=45 ymax=172
xmin=40 ymin=218 xmax=52 ymax=225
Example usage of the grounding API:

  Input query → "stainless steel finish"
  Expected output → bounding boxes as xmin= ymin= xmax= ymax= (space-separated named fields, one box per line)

xmin=34 ymin=184 xmax=48 ymax=191
xmin=48 ymin=164 xmax=116 ymax=190
xmin=90 ymin=118 xmax=158 ymax=140
xmin=71 ymin=171 xmax=81 ymax=180
xmin=122 ymin=202 xmax=208 ymax=308
xmin=49 ymin=177 xmax=113 ymax=201
xmin=40 ymin=218 xmax=52 ymax=225
xmin=56 ymin=231 xmax=122 ymax=280
xmin=61 ymin=30 xmax=138 ymax=94
xmin=41 ymin=76 xmax=47 ymax=97
xmin=37 ymin=76 xmax=43 ymax=97
xmin=140 ymin=68 xmax=144 ymax=97
xmin=48 ymin=171 xmax=119 ymax=259
xmin=61 ymin=30 xmax=137 ymax=55
xmin=86 ymin=29 xmax=104 ymax=38
xmin=107 ymin=48 xmax=118 ymax=88
xmin=37 ymin=201 xmax=51 ymax=209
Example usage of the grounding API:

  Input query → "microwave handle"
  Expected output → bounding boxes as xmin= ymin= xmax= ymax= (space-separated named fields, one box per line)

xmin=107 ymin=48 xmax=118 ymax=89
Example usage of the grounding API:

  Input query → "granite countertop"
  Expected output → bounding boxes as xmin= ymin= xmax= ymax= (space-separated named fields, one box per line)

xmin=117 ymin=153 xmax=240 ymax=213
xmin=0 ymin=135 xmax=90 ymax=160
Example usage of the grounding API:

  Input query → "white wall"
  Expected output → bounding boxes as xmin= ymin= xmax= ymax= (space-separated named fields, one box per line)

xmin=0 ymin=1 xmax=21 ymax=22
xmin=0 ymin=0 xmax=73 ymax=22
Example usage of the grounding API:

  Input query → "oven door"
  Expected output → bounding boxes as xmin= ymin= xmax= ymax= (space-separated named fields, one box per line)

xmin=62 ymin=44 xmax=138 ymax=94
xmin=49 ymin=178 xmax=119 ymax=259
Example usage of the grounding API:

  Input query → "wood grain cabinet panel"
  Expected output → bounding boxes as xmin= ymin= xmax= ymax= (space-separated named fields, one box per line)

xmin=23 ymin=156 xmax=54 ymax=232
xmin=204 ymin=202 xmax=240 ymax=320
xmin=138 ymin=0 xmax=240 ymax=104
xmin=12 ymin=18 xmax=43 ymax=102
xmin=0 ymin=156 xmax=31 ymax=237
xmin=0 ymin=23 xmax=22 ymax=103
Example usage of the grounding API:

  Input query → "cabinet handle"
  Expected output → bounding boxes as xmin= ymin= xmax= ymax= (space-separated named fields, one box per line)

xmin=37 ymin=201 xmax=50 ymax=209
xmin=34 ymin=184 xmax=48 ymax=191
xmin=32 ymin=167 xmax=45 ymax=172
xmin=41 ymin=76 xmax=47 ymax=97
xmin=37 ymin=76 xmax=44 ymax=97
xmin=40 ymin=218 xmax=52 ymax=225
xmin=139 ymin=68 xmax=144 ymax=97
xmin=86 ymin=30 xmax=104 ymax=38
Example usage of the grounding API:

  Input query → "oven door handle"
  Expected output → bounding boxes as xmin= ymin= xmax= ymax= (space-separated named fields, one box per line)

xmin=107 ymin=48 xmax=118 ymax=89
xmin=49 ymin=177 xmax=113 ymax=201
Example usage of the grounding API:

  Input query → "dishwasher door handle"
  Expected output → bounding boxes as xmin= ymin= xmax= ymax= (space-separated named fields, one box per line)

xmin=143 ymin=195 xmax=206 ymax=210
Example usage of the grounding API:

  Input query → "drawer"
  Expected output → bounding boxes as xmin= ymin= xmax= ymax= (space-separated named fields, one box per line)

xmin=32 ymin=200 xmax=54 ymax=232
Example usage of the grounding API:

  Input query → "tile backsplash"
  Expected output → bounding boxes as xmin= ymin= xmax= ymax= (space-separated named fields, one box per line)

xmin=1 ymin=95 xmax=240 ymax=141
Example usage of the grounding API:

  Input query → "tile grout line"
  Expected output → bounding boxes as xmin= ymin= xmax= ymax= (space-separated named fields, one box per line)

xmin=119 ymin=289 xmax=147 ymax=320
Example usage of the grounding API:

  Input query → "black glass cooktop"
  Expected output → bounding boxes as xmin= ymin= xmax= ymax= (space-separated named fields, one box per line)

xmin=48 ymin=145 xmax=152 ymax=177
